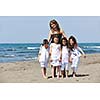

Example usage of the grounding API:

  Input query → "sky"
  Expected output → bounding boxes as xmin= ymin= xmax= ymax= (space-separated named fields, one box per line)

xmin=0 ymin=16 xmax=100 ymax=43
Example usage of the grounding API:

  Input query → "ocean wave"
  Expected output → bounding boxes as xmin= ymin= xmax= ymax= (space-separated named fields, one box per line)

xmin=16 ymin=51 xmax=35 ymax=54
xmin=0 ymin=54 xmax=15 ymax=58
xmin=83 ymin=46 xmax=100 ymax=49
xmin=0 ymin=48 xmax=16 ymax=52
xmin=83 ymin=49 xmax=100 ymax=54
xmin=24 ymin=57 xmax=38 ymax=60
xmin=27 ymin=47 xmax=40 ymax=50
xmin=6 ymin=48 xmax=16 ymax=51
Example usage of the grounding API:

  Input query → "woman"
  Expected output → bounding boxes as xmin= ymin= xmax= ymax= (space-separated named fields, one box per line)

xmin=48 ymin=19 xmax=67 ymax=44
xmin=48 ymin=19 xmax=67 ymax=77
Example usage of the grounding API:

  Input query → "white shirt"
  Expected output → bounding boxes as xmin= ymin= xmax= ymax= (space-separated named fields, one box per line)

xmin=62 ymin=46 xmax=69 ymax=63
xmin=38 ymin=46 xmax=49 ymax=62
xmin=50 ymin=43 xmax=61 ymax=60
xmin=70 ymin=47 xmax=85 ymax=58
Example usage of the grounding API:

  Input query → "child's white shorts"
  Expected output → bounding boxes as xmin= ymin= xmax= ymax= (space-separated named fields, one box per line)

xmin=51 ymin=60 xmax=61 ymax=67
xmin=71 ymin=57 xmax=79 ymax=68
xmin=61 ymin=62 xmax=69 ymax=71
xmin=40 ymin=62 xmax=48 ymax=68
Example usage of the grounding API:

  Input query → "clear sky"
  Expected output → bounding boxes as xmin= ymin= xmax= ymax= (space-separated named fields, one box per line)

xmin=0 ymin=16 xmax=100 ymax=43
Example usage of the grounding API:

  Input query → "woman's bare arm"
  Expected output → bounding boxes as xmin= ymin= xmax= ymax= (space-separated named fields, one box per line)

xmin=48 ymin=30 xmax=52 ymax=43
xmin=61 ymin=29 xmax=67 ymax=38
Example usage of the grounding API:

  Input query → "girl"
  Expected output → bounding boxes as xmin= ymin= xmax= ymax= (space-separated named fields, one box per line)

xmin=38 ymin=39 xmax=49 ymax=79
xmin=68 ymin=36 xmax=86 ymax=77
xmin=61 ymin=37 xmax=69 ymax=78
xmin=50 ymin=36 xmax=62 ymax=79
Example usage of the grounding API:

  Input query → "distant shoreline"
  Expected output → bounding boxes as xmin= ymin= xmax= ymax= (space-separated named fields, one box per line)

xmin=0 ymin=42 xmax=100 ymax=44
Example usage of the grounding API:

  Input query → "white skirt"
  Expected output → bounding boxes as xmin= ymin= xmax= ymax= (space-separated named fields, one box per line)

xmin=51 ymin=59 xmax=61 ymax=67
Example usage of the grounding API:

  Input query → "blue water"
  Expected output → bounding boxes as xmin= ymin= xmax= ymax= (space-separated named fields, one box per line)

xmin=0 ymin=43 xmax=100 ymax=63
xmin=0 ymin=43 xmax=41 ymax=63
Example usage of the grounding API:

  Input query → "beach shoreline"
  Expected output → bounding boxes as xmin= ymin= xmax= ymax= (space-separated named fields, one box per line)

xmin=0 ymin=53 xmax=100 ymax=83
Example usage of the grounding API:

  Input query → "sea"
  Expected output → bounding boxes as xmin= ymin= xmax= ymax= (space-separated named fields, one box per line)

xmin=0 ymin=43 xmax=100 ymax=63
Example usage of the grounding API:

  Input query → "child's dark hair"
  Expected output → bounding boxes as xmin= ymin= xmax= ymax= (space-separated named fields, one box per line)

xmin=53 ymin=35 xmax=59 ymax=44
xmin=42 ymin=39 xmax=49 ymax=46
xmin=61 ymin=37 xmax=68 ymax=49
xmin=49 ymin=19 xmax=60 ymax=32
xmin=68 ymin=36 xmax=78 ymax=50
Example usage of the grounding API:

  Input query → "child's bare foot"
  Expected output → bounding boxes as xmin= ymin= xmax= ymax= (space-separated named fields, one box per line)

xmin=66 ymin=75 xmax=68 ymax=78
xmin=43 ymin=76 xmax=47 ymax=79
xmin=72 ymin=73 xmax=77 ymax=78
xmin=52 ymin=76 xmax=54 ymax=79
xmin=72 ymin=72 xmax=77 ymax=78
xmin=73 ymin=74 xmax=76 ymax=78
xmin=57 ymin=75 xmax=60 ymax=79
xmin=61 ymin=75 xmax=64 ymax=78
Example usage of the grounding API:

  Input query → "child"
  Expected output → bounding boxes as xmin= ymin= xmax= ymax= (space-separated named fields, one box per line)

xmin=68 ymin=36 xmax=86 ymax=77
xmin=38 ymin=39 xmax=49 ymax=79
xmin=50 ymin=36 xmax=62 ymax=79
xmin=61 ymin=37 xmax=69 ymax=78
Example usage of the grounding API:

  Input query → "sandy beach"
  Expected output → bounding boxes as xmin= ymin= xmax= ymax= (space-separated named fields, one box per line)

xmin=0 ymin=54 xmax=100 ymax=83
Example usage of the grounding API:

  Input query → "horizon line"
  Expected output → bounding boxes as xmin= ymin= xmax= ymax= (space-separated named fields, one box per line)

xmin=0 ymin=42 xmax=100 ymax=44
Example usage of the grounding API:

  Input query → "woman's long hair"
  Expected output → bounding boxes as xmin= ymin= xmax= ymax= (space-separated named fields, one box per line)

xmin=49 ymin=19 xmax=60 ymax=32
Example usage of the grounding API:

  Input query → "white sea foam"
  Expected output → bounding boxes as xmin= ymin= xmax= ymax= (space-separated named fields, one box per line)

xmin=83 ymin=46 xmax=100 ymax=49
xmin=27 ymin=47 xmax=40 ymax=50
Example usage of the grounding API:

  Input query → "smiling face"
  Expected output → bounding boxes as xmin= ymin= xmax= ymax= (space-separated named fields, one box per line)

xmin=50 ymin=22 xmax=57 ymax=29
xmin=69 ymin=38 xmax=75 ymax=46
xmin=62 ymin=40 xmax=67 ymax=46
xmin=54 ymin=37 xmax=59 ymax=44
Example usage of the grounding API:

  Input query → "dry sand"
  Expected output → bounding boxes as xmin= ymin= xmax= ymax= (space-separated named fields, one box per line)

xmin=0 ymin=54 xmax=100 ymax=83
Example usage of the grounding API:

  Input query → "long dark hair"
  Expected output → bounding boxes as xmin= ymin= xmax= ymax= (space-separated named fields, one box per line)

xmin=61 ymin=37 xmax=68 ymax=49
xmin=49 ymin=19 xmax=60 ymax=32
xmin=68 ymin=36 xmax=78 ymax=50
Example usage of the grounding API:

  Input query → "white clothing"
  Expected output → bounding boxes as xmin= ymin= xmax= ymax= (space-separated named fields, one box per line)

xmin=61 ymin=46 xmax=69 ymax=70
xmin=71 ymin=47 xmax=85 ymax=58
xmin=62 ymin=46 xmax=69 ymax=63
xmin=38 ymin=46 xmax=49 ymax=67
xmin=51 ymin=60 xmax=61 ymax=67
xmin=40 ymin=62 xmax=48 ymax=68
xmin=50 ymin=43 xmax=61 ymax=66
xmin=70 ymin=46 xmax=85 ymax=71
xmin=61 ymin=63 xmax=69 ymax=71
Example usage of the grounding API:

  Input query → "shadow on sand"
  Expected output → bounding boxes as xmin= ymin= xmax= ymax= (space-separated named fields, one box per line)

xmin=67 ymin=73 xmax=89 ymax=78
xmin=47 ymin=74 xmax=89 ymax=79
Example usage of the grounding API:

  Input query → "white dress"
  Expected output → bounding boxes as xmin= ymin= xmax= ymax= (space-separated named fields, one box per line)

xmin=50 ymin=43 xmax=61 ymax=66
xmin=70 ymin=47 xmax=85 ymax=71
xmin=38 ymin=46 xmax=49 ymax=67
xmin=61 ymin=46 xmax=69 ymax=70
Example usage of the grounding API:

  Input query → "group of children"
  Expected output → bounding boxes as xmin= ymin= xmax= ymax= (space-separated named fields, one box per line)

xmin=38 ymin=35 xmax=86 ymax=79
